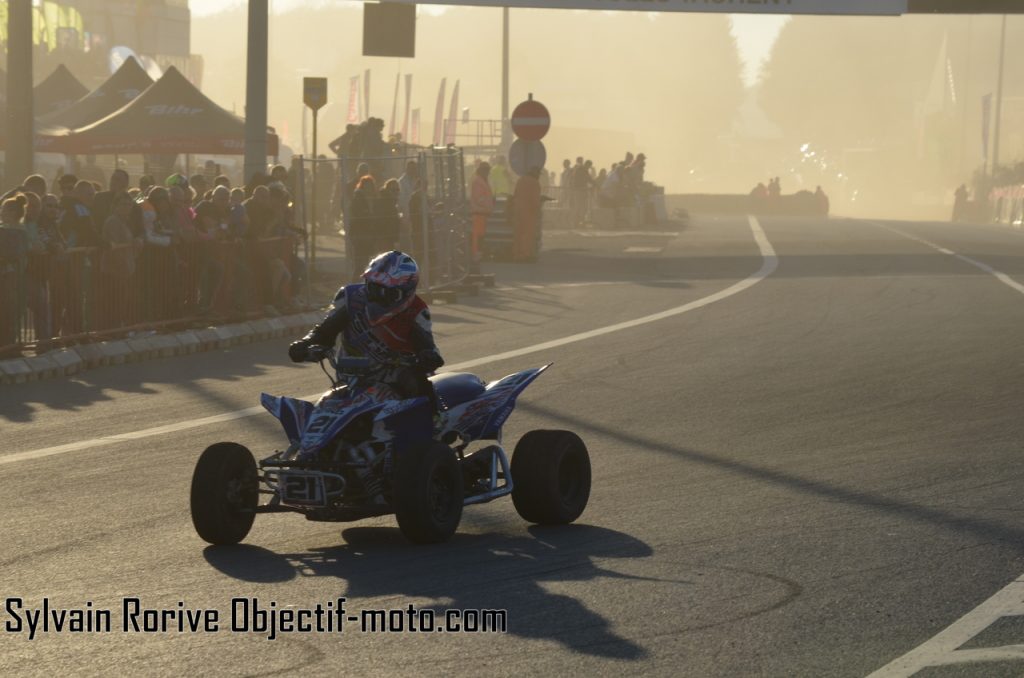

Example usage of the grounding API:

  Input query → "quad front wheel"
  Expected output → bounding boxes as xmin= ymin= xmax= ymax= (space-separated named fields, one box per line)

xmin=393 ymin=442 xmax=464 ymax=544
xmin=190 ymin=442 xmax=258 ymax=545
xmin=511 ymin=430 xmax=591 ymax=525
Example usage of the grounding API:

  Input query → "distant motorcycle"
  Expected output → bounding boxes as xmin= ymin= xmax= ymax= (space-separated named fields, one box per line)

xmin=190 ymin=347 xmax=591 ymax=545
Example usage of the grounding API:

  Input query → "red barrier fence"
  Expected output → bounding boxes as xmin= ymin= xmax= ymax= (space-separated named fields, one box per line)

xmin=0 ymin=236 xmax=302 ymax=356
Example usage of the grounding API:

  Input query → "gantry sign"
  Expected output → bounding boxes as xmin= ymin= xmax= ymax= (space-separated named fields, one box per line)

xmin=384 ymin=0 xmax=1024 ymax=15
xmin=384 ymin=0 xmax=908 ymax=16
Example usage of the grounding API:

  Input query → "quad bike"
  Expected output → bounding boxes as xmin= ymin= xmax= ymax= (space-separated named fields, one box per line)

xmin=190 ymin=348 xmax=591 ymax=545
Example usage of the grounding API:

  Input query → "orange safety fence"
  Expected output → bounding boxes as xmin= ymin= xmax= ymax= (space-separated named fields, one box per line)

xmin=0 ymin=236 xmax=300 ymax=356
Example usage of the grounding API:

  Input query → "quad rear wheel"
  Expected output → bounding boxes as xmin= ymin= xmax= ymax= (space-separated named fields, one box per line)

xmin=393 ymin=442 xmax=464 ymax=544
xmin=511 ymin=430 xmax=591 ymax=525
xmin=190 ymin=442 xmax=258 ymax=545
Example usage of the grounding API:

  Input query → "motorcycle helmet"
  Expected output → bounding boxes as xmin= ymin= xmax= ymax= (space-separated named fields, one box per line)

xmin=362 ymin=251 xmax=420 ymax=325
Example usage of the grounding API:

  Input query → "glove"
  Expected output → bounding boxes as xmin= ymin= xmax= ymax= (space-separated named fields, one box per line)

xmin=416 ymin=349 xmax=444 ymax=373
xmin=288 ymin=340 xmax=309 ymax=363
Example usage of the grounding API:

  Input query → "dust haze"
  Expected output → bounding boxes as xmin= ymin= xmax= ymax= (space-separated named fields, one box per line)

xmin=193 ymin=6 xmax=1021 ymax=219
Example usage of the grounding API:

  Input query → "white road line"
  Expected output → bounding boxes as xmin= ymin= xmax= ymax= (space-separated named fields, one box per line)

xmin=868 ymin=577 xmax=1024 ymax=677
xmin=565 ymin=230 xmax=680 ymax=238
xmin=872 ymin=221 xmax=1024 ymax=296
xmin=495 ymin=280 xmax=687 ymax=291
xmin=866 ymin=220 xmax=1024 ymax=676
xmin=0 ymin=216 xmax=776 ymax=468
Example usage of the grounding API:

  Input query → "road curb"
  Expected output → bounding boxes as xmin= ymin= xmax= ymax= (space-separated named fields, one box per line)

xmin=0 ymin=309 xmax=326 ymax=386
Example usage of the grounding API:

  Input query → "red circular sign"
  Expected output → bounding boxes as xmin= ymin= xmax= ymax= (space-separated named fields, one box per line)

xmin=511 ymin=99 xmax=550 ymax=141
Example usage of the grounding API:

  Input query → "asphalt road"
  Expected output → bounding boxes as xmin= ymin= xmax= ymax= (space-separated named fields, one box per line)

xmin=3 ymin=214 xmax=1024 ymax=677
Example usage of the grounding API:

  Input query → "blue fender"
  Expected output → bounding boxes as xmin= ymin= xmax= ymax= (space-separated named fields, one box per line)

xmin=440 ymin=364 xmax=551 ymax=441
xmin=260 ymin=393 xmax=316 ymax=445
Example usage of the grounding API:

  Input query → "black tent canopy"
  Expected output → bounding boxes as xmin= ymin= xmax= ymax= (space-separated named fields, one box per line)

xmin=54 ymin=66 xmax=279 ymax=157
xmin=38 ymin=57 xmax=153 ymax=132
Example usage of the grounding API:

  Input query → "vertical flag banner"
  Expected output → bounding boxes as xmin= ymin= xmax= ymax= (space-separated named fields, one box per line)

xmin=411 ymin=108 xmax=421 ymax=145
xmin=445 ymin=80 xmax=460 ymax=145
xmin=364 ymin=68 xmax=372 ymax=120
xmin=982 ymin=93 xmax=992 ymax=163
xmin=389 ymin=72 xmax=401 ymax=137
xmin=348 ymin=76 xmax=360 ymax=124
xmin=402 ymin=73 xmax=413 ymax=140
xmin=432 ymin=78 xmax=447 ymax=146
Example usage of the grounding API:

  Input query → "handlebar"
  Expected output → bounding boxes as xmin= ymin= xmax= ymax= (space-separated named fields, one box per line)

xmin=305 ymin=345 xmax=424 ymax=380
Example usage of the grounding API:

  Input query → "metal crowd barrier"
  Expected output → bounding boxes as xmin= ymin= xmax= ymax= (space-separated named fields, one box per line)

xmin=990 ymin=185 xmax=1024 ymax=226
xmin=0 ymin=236 xmax=300 ymax=356
xmin=294 ymin=146 xmax=475 ymax=298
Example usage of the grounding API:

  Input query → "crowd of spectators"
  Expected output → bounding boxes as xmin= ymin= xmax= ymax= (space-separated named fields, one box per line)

xmin=338 ymin=159 xmax=432 ymax=280
xmin=749 ymin=176 xmax=830 ymax=217
xmin=0 ymin=165 xmax=307 ymax=349
xmin=554 ymin=152 xmax=649 ymax=227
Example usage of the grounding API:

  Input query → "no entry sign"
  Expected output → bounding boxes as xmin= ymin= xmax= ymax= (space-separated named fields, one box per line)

xmin=511 ymin=96 xmax=550 ymax=142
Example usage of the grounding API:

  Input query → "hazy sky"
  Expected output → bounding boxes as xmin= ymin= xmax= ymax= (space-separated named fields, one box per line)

xmin=190 ymin=0 xmax=788 ymax=86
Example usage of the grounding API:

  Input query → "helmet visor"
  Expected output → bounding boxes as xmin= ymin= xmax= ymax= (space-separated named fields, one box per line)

xmin=366 ymin=281 xmax=404 ymax=306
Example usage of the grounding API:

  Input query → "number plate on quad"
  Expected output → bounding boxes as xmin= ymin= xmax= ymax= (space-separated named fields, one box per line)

xmin=278 ymin=472 xmax=327 ymax=507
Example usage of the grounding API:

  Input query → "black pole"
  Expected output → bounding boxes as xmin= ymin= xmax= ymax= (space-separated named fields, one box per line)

xmin=7 ymin=0 xmax=34 ymax=183
xmin=244 ymin=0 xmax=269 ymax=186
xmin=991 ymin=14 xmax=1007 ymax=175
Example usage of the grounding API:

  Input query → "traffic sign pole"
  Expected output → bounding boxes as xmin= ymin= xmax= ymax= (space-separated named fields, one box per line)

xmin=303 ymin=77 xmax=328 ymax=276
xmin=311 ymin=107 xmax=318 ymax=273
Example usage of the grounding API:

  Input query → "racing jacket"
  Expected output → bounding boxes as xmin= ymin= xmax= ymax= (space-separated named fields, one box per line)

xmin=295 ymin=283 xmax=443 ymax=395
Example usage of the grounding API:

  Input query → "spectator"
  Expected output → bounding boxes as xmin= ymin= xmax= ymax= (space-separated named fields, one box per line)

xmin=470 ymin=162 xmax=495 ymax=262
xmin=1 ymin=174 xmax=48 ymax=203
xmin=99 ymin=192 xmax=139 ymax=327
xmin=24 ymin=174 xmax=48 ymax=199
xmin=408 ymin=179 xmax=428 ymax=264
xmin=512 ymin=167 xmax=542 ymax=262
xmin=190 ymin=174 xmax=209 ymax=206
xmin=93 ymin=168 xmax=130 ymax=230
xmin=243 ymin=185 xmax=274 ymax=239
xmin=195 ymin=185 xmax=232 ymax=237
xmin=815 ymin=186 xmax=830 ymax=218
xmin=397 ymin=160 xmax=420 ymax=243
xmin=246 ymin=172 xmax=269 ymax=197
xmin=141 ymin=187 xmax=175 ymax=247
xmin=953 ymin=184 xmax=968 ymax=222
xmin=168 ymin=186 xmax=200 ymax=241
xmin=59 ymin=181 xmax=100 ymax=247
xmin=348 ymin=175 xmax=379 ymax=278
xmin=560 ymin=159 xmax=572 ymax=190
xmin=269 ymin=164 xmax=292 ymax=196
xmin=314 ymin=155 xmax=335 ymax=229
xmin=0 ymin=194 xmax=29 ymax=346
xmin=226 ymin=187 xmax=253 ymax=311
xmin=375 ymin=179 xmax=402 ymax=253
xmin=570 ymin=157 xmax=591 ymax=227
xmin=57 ymin=173 xmax=78 ymax=201
xmin=329 ymin=124 xmax=358 ymax=158
xmin=228 ymin=188 xmax=249 ymax=239
xmin=490 ymin=155 xmax=513 ymax=197
xmin=214 ymin=175 xmax=231 ymax=189
xmin=25 ymin=192 xmax=63 ymax=342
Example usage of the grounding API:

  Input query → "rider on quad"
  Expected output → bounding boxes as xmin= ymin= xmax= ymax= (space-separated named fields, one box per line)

xmin=288 ymin=250 xmax=444 ymax=403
